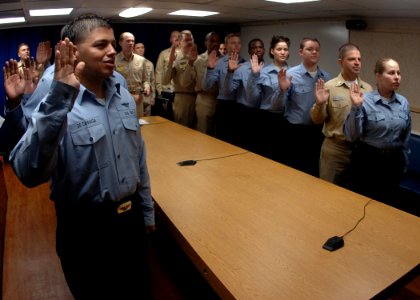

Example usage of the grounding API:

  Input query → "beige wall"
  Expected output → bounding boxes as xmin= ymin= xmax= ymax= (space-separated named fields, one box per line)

xmin=350 ymin=18 xmax=420 ymax=134
xmin=241 ymin=18 xmax=420 ymax=134
xmin=240 ymin=20 xmax=348 ymax=77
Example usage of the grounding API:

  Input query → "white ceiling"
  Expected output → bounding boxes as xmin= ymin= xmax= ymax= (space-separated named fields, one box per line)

xmin=1 ymin=0 xmax=420 ymax=27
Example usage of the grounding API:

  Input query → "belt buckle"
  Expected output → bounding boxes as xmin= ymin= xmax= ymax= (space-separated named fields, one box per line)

xmin=117 ymin=200 xmax=132 ymax=214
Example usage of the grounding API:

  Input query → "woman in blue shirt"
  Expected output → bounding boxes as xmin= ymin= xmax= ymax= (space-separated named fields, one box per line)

xmin=344 ymin=58 xmax=411 ymax=205
xmin=247 ymin=35 xmax=290 ymax=161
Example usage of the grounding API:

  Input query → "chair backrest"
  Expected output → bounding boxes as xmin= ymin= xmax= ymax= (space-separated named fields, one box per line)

xmin=0 ymin=159 xmax=8 ymax=297
xmin=407 ymin=134 xmax=420 ymax=174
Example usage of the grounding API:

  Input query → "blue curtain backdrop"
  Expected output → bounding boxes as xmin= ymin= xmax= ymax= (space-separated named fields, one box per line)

xmin=0 ymin=22 xmax=237 ymax=117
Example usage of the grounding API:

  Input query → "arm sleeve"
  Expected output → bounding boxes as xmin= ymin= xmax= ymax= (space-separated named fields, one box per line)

xmin=179 ymin=64 xmax=196 ymax=88
xmin=5 ymin=104 xmax=27 ymax=142
xmin=401 ymin=107 xmax=412 ymax=167
xmin=310 ymin=102 xmax=328 ymax=124
xmin=161 ymin=61 xmax=174 ymax=86
xmin=10 ymin=81 xmax=78 ymax=188
xmin=267 ymin=88 xmax=286 ymax=111
xmin=155 ymin=52 xmax=165 ymax=95
xmin=202 ymin=68 xmax=218 ymax=91
xmin=343 ymin=105 xmax=364 ymax=143
xmin=141 ymin=60 xmax=151 ymax=91
xmin=245 ymin=72 xmax=261 ymax=106
xmin=137 ymin=134 xmax=155 ymax=226
xmin=222 ymin=72 xmax=235 ymax=97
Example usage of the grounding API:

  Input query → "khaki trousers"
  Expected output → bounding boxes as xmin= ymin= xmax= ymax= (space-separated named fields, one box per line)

xmin=131 ymin=93 xmax=144 ymax=119
xmin=319 ymin=137 xmax=352 ymax=187
xmin=142 ymin=94 xmax=154 ymax=117
xmin=173 ymin=93 xmax=196 ymax=128
xmin=195 ymin=93 xmax=217 ymax=135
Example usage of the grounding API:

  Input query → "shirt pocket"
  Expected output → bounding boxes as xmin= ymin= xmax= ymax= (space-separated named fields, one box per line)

xmin=121 ymin=115 xmax=139 ymax=132
xmin=331 ymin=100 xmax=349 ymax=109
xmin=70 ymin=122 xmax=107 ymax=174
xmin=331 ymin=100 xmax=350 ymax=121
xmin=294 ymin=84 xmax=311 ymax=94
xmin=367 ymin=113 xmax=386 ymax=122
xmin=398 ymin=111 xmax=408 ymax=120
xmin=71 ymin=123 xmax=106 ymax=145
xmin=119 ymin=112 xmax=140 ymax=159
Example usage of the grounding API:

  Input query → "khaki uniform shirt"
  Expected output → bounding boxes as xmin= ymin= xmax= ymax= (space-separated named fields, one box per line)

xmin=143 ymin=58 xmax=155 ymax=103
xmin=18 ymin=60 xmax=45 ymax=79
xmin=162 ymin=52 xmax=195 ymax=93
xmin=193 ymin=52 xmax=218 ymax=95
xmin=115 ymin=52 xmax=150 ymax=94
xmin=311 ymin=73 xmax=372 ymax=141
xmin=155 ymin=47 xmax=180 ymax=94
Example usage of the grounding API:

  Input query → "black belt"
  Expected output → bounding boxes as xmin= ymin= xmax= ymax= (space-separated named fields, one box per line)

xmin=107 ymin=194 xmax=142 ymax=215
xmin=54 ymin=194 xmax=140 ymax=221
xmin=175 ymin=92 xmax=196 ymax=95
xmin=356 ymin=142 xmax=402 ymax=155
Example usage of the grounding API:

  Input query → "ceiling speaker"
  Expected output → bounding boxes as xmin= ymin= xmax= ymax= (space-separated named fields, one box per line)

xmin=345 ymin=20 xmax=367 ymax=30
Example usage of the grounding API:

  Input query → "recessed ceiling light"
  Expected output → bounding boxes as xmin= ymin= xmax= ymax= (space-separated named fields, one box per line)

xmin=29 ymin=8 xmax=73 ymax=17
xmin=119 ymin=7 xmax=153 ymax=18
xmin=0 ymin=17 xmax=25 ymax=24
xmin=168 ymin=10 xmax=219 ymax=17
xmin=265 ymin=0 xmax=320 ymax=3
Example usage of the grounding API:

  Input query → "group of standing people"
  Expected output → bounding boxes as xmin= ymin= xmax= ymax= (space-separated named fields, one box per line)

xmin=158 ymin=29 xmax=411 ymax=207
xmin=311 ymin=43 xmax=411 ymax=206
xmin=0 ymin=12 xmax=412 ymax=299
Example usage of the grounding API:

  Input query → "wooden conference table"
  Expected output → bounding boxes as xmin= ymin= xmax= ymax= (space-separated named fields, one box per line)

xmin=141 ymin=116 xmax=420 ymax=299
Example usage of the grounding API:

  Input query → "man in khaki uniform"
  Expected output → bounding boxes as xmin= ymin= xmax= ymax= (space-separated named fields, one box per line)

xmin=134 ymin=42 xmax=155 ymax=116
xmin=17 ymin=42 xmax=52 ymax=79
xmin=115 ymin=32 xmax=150 ymax=118
xmin=192 ymin=32 xmax=221 ymax=135
xmin=311 ymin=43 xmax=372 ymax=187
xmin=155 ymin=31 xmax=180 ymax=97
xmin=162 ymin=30 xmax=197 ymax=127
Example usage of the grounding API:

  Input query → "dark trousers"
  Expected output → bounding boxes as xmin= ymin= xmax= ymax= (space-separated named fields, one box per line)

xmin=284 ymin=122 xmax=324 ymax=177
xmin=236 ymin=104 xmax=261 ymax=153
xmin=256 ymin=110 xmax=287 ymax=163
xmin=152 ymin=91 xmax=174 ymax=121
xmin=349 ymin=143 xmax=405 ymax=206
xmin=55 ymin=197 xmax=152 ymax=300
xmin=0 ymin=117 xmax=24 ymax=155
xmin=215 ymin=100 xmax=239 ymax=145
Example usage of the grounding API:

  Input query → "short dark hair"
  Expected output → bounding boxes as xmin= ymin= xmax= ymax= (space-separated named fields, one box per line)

xmin=338 ymin=43 xmax=360 ymax=59
xmin=205 ymin=31 xmax=219 ymax=42
xmin=299 ymin=37 xmax=320 ymax=49
xmin=225 ymin=33 xmax=240 ymax=45
xmin=17 ymin=43 xmax=29 ymax=51
xmin=66 ymin=14 xmax=112 ymax=44
xmin=60 ymin=24 xmax=71 ymax=40
xmin=248 ymin=38 xmax=264 ymax=52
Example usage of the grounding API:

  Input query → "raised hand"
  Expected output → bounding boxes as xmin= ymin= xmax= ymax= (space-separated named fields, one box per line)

xmin=54 ymin=38 xmax=84 ymax=90
xmin=228 ymin=51 xmax=241 ymax=73
xmin=27 ymin=57 xmax=40 ymax=86
xmin=278 ymin=68 xmax=292 ymax=91
xmin=36 ymin=41 xmax=52 ymax=66
xmin=4 ymin=59 xmax=25 ymax=107
xmin=188 ymin=44 xmax=198 ymax=66
xmin=250 ymin=53 xmax=263 ymax=74
xmin=168 ymin=45 xmax=177 ymax=66
xmin=349 ymin=83 xmax=364 ymax=107
xmin=207 ymin=49 xmax=218 ymax=68
xmin=315 ymin=79 xmax=329 ymax=105
xmin=143 ymin=85 xmax=151 ymax=97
